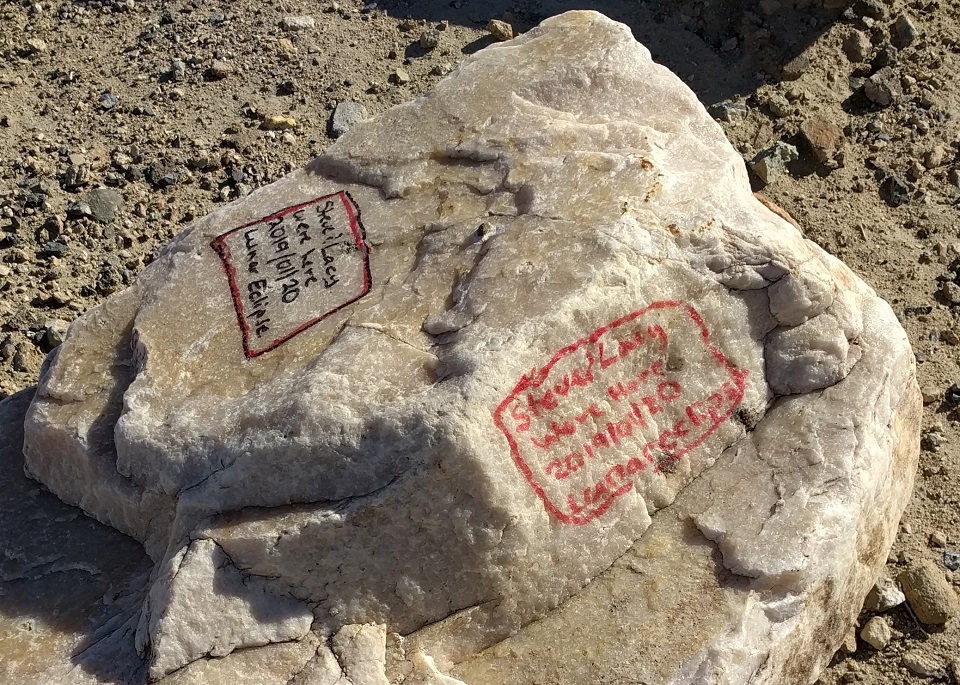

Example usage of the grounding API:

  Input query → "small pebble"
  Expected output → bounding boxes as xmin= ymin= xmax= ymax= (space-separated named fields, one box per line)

xmin=863 ymin=571 xmax=906 ymax=611
xmin=98 ymin=92 xmax=120 ymax=111
xmin=419 ymin=29 xmax=440 ymax=51
xmin=930 ymin=531 xmax=948 ymax=548
xmin=941 ymin=281 xmax=960 ymax=305
xmin=864 ymin=67 xmax=902 ymax=107
xmin=749 ymin=141 xmax=798 ymax=186
xmin=390 ymin=68 xmax=411 ymax=85
xmin=923 ymin=145 xmax=946 ymax=169
xmin=842 ymin=29 xmax=872 ymax=62
xmin=84 ymin=188 xmax=124 ymax=224
xmin=24 ymin=37 xmax=48 ymax=55
xmin=261 ymin=115 xmax=297 ymax=131
xmin=169 ymin=58 xmax=186 ymax=81
xmin=708 ymin=99 xmax=748 ymax=122
xmin=781 ymin=53 xmax=811 ymax=81
xmin=486 ymin=19 xmax=513 ymax=41
xmin=879 ymin=175 xmax=910 ymax=207
xmin=329 ymin=101 xmax=367 ymax=138
xmin=43 ymin=319 xmax=70 ymax=349
xmin=281 ymin=15 xmax=316 ymax=30
xmin=860 ymin=616 xmax=891 ymax=650
xmin=799 ymin=116 xmax=844 ymax=164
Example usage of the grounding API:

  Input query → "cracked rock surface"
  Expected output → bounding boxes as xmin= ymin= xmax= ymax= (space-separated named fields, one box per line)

xmin=19 ymin=11 xmax=919 ymax=685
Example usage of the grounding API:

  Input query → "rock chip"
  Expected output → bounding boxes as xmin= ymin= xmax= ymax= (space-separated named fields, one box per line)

xmin=863 ymin=570 xmax=906 ymax=611
xmin=390 ymin=67 xmax=411 ymax=85
xmin=880 ymin=174 xmax=911 ymax=207
xmin=708 ymin=99 xmax=748 ymax=122
xmin=43 ymin=319 xmax=70 ymax=349
xmin=864 ymin=67 xmax=903 ymax=106
xmin=420 ymin=29 xmax=441 ymax=50
xmin=749 ymin=141 xmax=798 ymax=185
xmin=84 ymin=187 xmax=124 ymax=223
xmin=800 ymin=116 xmax=844 ymax=165
xmin=781 ymin=53 xmax=811 ymax=81
xmin=208 ymin=60 xmax=235 ymax=80
xmin=899 ymin=558 xmax=959 ymax=624
xmin=170 ymin=58 xmax=187 ymax=81
xmin=98 ymin=92 xmax=120 ymax=111
xmin=24 ymin=37 xmax=48 ymax=54
xmin=903 ymin=650 xmax=945 ymax=678
xmin=261 ymin=114 xmax=297 ymax=131
xmin=486 ymin=19 xmax=513 ymax=41
xmin=843 ymin=29 xmax=872 ymax=62
xmin=892 ymin=14 xmax=919 ymax=48
xmin=860 ymin=616 xmax=891 ymax=650
xmin=280 ymin=15 xmax=316 ymax=30
xmin=330 ymin=101 xmax=368 ymax=138
xmin=20 ymin=11 xmax=921 ymax=685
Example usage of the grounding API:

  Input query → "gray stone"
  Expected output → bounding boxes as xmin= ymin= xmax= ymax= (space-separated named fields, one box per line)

xmin=708 ymin=99 xmax=748 ymax=122
xmin=892 ymin=14 xmax=919 ymax=48
xmin=170 ymin=58 xmax=187 ymax=81
xmin=84 ymin=187 xmax=124 ymax=223
xmin=749 ymin=141 xmax=799 ymax=185
xmin=864 ymin=67 xmax=903 ymax=106
xmin=43 ymin=319 xmax=70 ymax=349
xmin=330 ymin=101 xmax=368 ymax=138
xmin=98 ymin=92 xmax=120 ymax=111
xmin=941 ymin=281 xmax=960 ymax=305
xmin=19 ymin=11 xmax=920 ymax=685
xmin=880 ymin=174 xmax=911 ymax=207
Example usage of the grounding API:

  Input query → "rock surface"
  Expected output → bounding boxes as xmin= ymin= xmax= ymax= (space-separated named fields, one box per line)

xmin=19 ymin=11 xmax=919 ymax=685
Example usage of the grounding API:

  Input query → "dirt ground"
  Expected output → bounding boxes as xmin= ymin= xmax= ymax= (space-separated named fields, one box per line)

xmin=1 ymin=0 xmax=958 ymax=682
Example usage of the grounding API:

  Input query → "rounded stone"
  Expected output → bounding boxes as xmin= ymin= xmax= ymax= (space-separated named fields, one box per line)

xmin=860 ymin=616 xmax=891 ymax=650
xmin=898 ymin=559 xmax=959 ymax=624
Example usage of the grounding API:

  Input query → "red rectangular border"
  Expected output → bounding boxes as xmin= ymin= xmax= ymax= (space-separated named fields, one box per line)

xmin=210 ymin=190 xmax=371 ymax=358
xmin=492 ymin=300 xmax=747 ymax=524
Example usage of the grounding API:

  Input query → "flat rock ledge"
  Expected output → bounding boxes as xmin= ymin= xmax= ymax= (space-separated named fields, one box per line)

xmin=16 ymin=11 xmax=919 ymax=685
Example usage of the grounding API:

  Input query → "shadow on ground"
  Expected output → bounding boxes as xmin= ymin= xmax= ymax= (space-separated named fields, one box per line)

xmin=378 ymin=0 xmax=848 ymax=106
xmin=0 ymin=390 xmax=152 ymax=684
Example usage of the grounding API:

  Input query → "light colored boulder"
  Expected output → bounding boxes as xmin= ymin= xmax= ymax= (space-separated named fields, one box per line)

xmin=20 ymin=10 xmax=918 ymax=685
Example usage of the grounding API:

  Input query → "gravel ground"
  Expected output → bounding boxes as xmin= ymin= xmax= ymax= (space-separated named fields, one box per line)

xmin=1 ymin=0 xmax=959 ymax=681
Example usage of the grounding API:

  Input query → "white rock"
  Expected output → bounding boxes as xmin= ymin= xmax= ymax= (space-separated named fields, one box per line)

xmin=862 ymin=570 xmax=906 ymax=611
xmin=21 ymin=10 xmax=919 ymax=685
xmin=281 ymin=15 xmax=316 ymax=30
